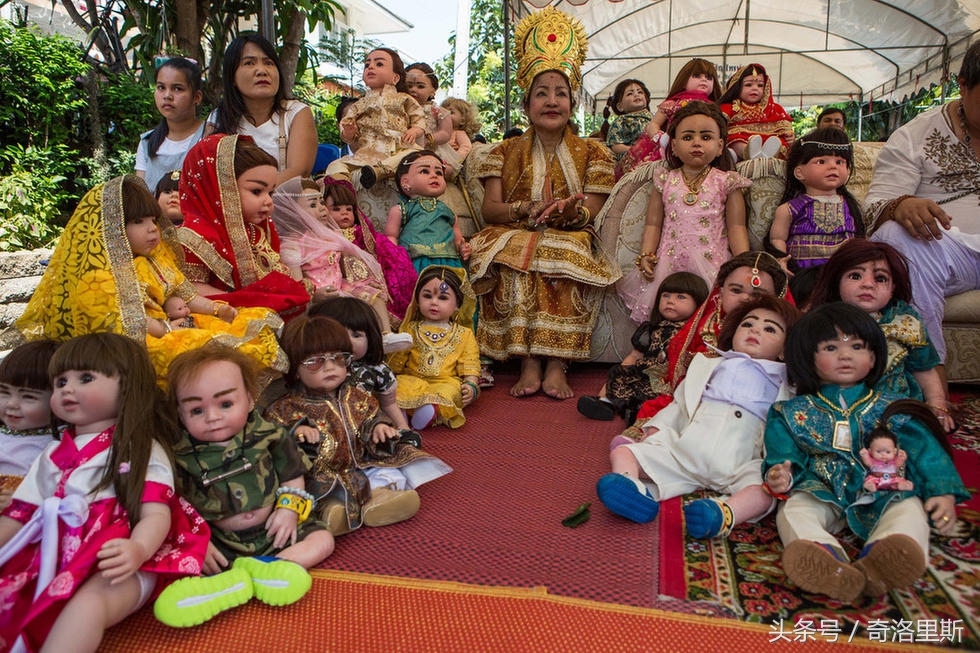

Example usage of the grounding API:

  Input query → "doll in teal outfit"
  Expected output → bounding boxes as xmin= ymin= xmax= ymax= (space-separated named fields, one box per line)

xmin=763 ymin=303 xmax=967 ymax=603
xmin=385 ymin=150 xmax=470 ymax=273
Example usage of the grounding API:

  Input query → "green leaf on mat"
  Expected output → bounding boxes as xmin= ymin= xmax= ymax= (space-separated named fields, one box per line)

xmin=562 ymin=502 xmax=591 ymax=528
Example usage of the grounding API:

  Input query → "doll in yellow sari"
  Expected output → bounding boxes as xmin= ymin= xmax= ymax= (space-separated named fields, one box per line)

xmin=6 ymin=175 xmax=286 ymax=383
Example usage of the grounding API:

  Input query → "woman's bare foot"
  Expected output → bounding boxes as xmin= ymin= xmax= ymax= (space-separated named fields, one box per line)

xmin=510 ymin=357 xmax=542 ymax=397
xmin=542 ymin=358 xmax=573 ymax=399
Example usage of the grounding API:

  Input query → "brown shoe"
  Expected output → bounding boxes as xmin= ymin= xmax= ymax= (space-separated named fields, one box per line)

xmin=852 ymin=534 xmax=926 ymax=597
xmin=319 ymin=499 xmax=351 ymax=536
xmin=782 ymin=539 xmax=866 ymax=602
xmin=362 ymin=487 xmax=420 ymax=527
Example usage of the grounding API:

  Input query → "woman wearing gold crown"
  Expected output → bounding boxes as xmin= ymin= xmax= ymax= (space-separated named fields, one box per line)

xmin=468 ymin=7 xmax=619 ymax=399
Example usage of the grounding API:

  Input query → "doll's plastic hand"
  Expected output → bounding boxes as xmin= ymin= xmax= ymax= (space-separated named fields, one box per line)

xmin=858 ymin=447 xmax=873 ymax=466
xmin=863 ymin=476 xmax=878 ymax=493
xmin=924 ymin=494 xmax=957 ymax=535
xmin=266 ymin=506 xmax=299 ymax=550
xmin=639 ymin=256 xmax=657 ymax=280
xmin=457 ymin=240 xmax=472 ymax=261
xmin=402 ymin=127 xmax=425 ymax=146
xmin=777 ymin=256 xmax=795 ymax=279
xmin=97 ymin=537 xmax=148 ymax=583
xmin=372 ymin=423 xmax=399 ymax=444
xmin=216 ymin=303 xmax=238 ymax=322
xmin=895 ymin=449 xmax=908 ymax=467
xmin=203 ymin=541 xmax=228 ymax=575
xmin=460 ymin=381 xmax=476 ymax=406
xmin=765 ymin=461 xmax=793 ymax=495
xmin=294 ymin=425 xmax=320 ymax=445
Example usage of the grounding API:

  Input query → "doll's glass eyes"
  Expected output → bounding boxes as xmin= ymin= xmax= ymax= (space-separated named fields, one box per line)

xmin=300 ymin=352 xmax=352 ymax=371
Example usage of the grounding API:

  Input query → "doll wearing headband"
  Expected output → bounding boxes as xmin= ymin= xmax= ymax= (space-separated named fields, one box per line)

xmin=718 ymin=64 xmax=794 ymax=161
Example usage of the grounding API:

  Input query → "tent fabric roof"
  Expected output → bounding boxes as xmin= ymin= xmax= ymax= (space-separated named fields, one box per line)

xmin=510 ymin=1 xmax=980 ymax=108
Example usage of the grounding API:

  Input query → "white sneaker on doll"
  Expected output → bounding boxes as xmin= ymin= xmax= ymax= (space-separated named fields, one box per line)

xmin=760 ymin=136 xmax=781 ymax=158
xmin=382 ymin=332 xmax=413 ymax=354
xmin=746 ymin=134 xmax=764 ymax=158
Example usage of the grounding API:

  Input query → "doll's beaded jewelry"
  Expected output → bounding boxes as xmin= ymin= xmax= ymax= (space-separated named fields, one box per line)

xmin=275 ymin=486 xmax=315 ymax=523
xmin=635 ymin=252 xmax=658 ymax=268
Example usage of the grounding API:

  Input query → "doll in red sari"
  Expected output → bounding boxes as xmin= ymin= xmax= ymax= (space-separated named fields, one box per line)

xmin=718 ymin=64 xmax=795 ymax=162
xmin=632 ymin=252 xmax=789 ymax=423
xmin=178 ymin=133 xmax=310 ymax=320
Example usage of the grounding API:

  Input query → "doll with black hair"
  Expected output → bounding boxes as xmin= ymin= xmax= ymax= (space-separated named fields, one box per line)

xmin=859 ymin=429 xmax=914 ymax=492
xmin=764 ymin=303 xmax=967 ymax=602
xmin=768 ymin=127 xmax=864 ymax=271
xmin=385 ymin=150 xmax=471 ymax=274
xmin=389 ymin=266 xmax=481 ymax=430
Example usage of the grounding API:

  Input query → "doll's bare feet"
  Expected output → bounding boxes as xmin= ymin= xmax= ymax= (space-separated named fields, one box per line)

xmin=510 ymin=357 xmax=542 ymax=397
xmin=542 ymin=358 xmax=573 ymax=400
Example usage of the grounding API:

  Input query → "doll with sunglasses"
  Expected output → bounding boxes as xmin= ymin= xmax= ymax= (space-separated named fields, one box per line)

xmin=264 ymin=316 xmax=450 ymax=536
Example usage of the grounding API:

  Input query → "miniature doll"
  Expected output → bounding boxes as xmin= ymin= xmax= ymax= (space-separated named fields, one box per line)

xmin=325 ymin=47 xmax=426 ymax=189
xmin=860 ymin=431 xmax=914 ymax=492
xmin=163 ymin=295 xmax=195 ymax=329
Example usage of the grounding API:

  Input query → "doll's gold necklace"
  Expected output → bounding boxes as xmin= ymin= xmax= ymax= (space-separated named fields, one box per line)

xmin=681 ymin=166 xmax=711 ymax=205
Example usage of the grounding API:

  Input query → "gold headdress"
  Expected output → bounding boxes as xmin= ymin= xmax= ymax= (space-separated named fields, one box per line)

xmin=514 ymin=7 xmax=588 ymax=93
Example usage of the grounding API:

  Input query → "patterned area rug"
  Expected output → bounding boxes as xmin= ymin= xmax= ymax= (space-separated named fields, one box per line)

xmin=660 ymin=391 xmax=980 ymax=650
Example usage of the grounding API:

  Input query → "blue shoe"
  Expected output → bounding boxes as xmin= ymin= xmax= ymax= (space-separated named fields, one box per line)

xmin=154 ymin=567 xmax=253 ymax=628
xmin=596 ymin=473 xmax=659 ymax=523
xmin=684 ymin=498 xmax=733 ymax=539
xmin=233 ymin=556 xmax=312 ymax=606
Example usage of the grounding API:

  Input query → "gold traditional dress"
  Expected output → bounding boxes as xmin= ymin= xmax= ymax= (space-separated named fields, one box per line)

xmin=7 ymin=175 xmax=286 ymax=384
xmin=468 ymin=126 xmax=619 ymax=360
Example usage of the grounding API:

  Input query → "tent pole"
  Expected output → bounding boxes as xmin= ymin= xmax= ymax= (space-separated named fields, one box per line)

xmin=857 ymin=92 xmax=864 ymax=141
xmin=504 ymin=0 xmax=511 ymax=132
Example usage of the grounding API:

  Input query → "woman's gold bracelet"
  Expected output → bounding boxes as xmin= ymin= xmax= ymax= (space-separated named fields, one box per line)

xmin=634 ymin=252 xmax=658 ymax=268
xmin=883 ymin=194 xmax=915 ymax=223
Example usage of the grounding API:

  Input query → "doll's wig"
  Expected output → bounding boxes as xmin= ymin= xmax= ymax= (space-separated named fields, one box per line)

xmin=717 ymin=294 xmax=801 ymax=351
xmin=808 ymin=238 xmax=911 ymax=308
xmin=280 ymin=315 xmax=353 ymax=386
xmin=784 ymin=302 xmax=886 ymax=395
xmin=308 ymin=296 xmax=385 ymax=366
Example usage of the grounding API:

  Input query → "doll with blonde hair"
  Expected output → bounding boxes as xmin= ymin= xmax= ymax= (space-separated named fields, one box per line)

xmin=441 ymin=96 xmax=481 ymax=168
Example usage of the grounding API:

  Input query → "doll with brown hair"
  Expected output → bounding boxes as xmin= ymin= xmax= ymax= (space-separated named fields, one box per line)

xmin=0 ymin=333 xmax=208 ymax=650
xmin=265 ymin=316 xmax=450 ymax=536
xmin=0 ymin=339 xmax=60 ymax=511
xmin=718 ymin=63 xmax=795 ymax=161
xmin=618 ymin=58 xmax=720 ymax=177
xmin=325 ymin=47 xmax=427 ymax=189
xmin=598 ymin=295 xmax=801 ymax=540
xmin=160 ymin=344 xmax=333 ymax=627
xmin=860 ymin=431 xmax=914 ymax=492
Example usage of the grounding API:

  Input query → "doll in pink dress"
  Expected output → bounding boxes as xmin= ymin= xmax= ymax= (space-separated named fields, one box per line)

xmin=860 ymin=432 xmax=914 ymax=492
xmin=618 ymin=101 xmax=751 ymax=324
xmin=718 ymin=63 xmax=795 ymax=161
xmin=618 ymin=58 xmax=721 ymax=178
xmin=321 ymin=178 xmax=417 ymax=320
xmin=0 ymin=333 xmax=208 ymax=651
xmin=273 ymin=177 xmax=412 ymax=352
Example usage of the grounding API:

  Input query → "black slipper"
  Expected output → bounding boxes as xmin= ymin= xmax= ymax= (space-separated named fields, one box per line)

xmin=577 ymin=395 xmax=615 ymax=421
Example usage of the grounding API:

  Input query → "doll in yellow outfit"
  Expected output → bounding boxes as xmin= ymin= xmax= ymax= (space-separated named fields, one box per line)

xmin=389 ymin=266 xmax=481 ymax=429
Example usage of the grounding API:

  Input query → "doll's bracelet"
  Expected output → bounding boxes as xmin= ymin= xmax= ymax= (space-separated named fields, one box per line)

xmin=762 ymin=482 xmax=788 ymax=501
xmin=275 ymin=487 xmax=315 ymax=523
xmin=211 ymin=300 xmax=230 ymax=316
xmin=634 ymin=252 xmax=658 ymax=269
xmin=463 ymin=380 xmax=480 ymax=399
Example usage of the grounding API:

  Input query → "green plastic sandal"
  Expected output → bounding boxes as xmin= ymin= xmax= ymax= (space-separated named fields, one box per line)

xmin=153 ymin=567 xmax=254 ymax=628
xmin=233 ymin=556 xmax=312 ymax=606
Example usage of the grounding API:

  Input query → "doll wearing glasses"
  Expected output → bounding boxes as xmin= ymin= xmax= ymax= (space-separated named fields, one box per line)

xmin=264 ymin=315 xmax=450 ymax=536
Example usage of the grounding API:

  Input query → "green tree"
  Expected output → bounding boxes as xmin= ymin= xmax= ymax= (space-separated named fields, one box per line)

xmin=318 ymin=28 xmax=381 ymax=92
xmin=435 ymin=0 xmax=521 ymax=140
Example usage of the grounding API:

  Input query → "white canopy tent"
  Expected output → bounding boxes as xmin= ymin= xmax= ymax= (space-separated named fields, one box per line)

xmin=508 ymin=0 xmax=980 ymax=111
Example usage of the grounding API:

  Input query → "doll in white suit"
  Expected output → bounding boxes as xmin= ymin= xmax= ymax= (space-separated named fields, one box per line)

xmin=597 ymin=295 xmax=800 ymax=538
